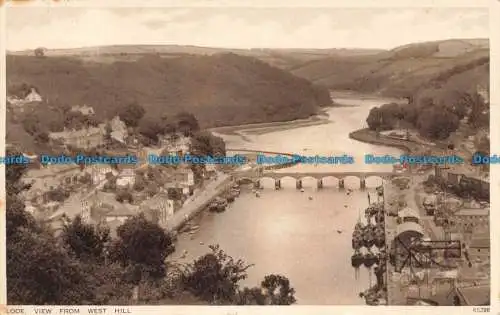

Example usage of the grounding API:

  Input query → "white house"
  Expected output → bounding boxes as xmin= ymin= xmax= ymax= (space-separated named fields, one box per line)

xmin=7 ymin=87 xmax=42 ymax=105
xmin=116 ymin=168 xmax=136 ymax=188
xmin=160 ymin=134 xmax=191 ymax=156
xmin=86 ymin=165 xmax=118 ymax=186
xmin=71 ymin=104 xmax=95 ymax=116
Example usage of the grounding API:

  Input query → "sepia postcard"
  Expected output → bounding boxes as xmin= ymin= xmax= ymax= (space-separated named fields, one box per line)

xmin=0 ymin=0 xmax=497 ymax=314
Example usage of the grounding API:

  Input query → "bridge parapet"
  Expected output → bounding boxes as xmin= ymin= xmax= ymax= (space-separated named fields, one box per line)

xmin=235 ymin=171 xmax=398 ymax=180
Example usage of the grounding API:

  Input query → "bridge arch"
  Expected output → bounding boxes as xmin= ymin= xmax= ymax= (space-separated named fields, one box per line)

xmin=341 ymin=175 xmax=362 ymax=189
xmin=259 ymin=176 xmax=278 ymax=188
xmin=364 ymin=175 xmax=385 ymax=188
xmin=320 ymin=176 xmax=340 ymax=187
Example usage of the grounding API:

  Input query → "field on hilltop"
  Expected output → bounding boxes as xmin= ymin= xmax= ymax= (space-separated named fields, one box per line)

xmin=7 ymin=52 xmax=333 ymax=129
xmin=289 ymin=39 xmax=490 ymax=98
xmin=8 ymin=45 xmax=383 ymax=70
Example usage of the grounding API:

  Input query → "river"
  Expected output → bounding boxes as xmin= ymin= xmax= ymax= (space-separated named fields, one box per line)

xmin=173 ymin=93 xmax=404 ymax=305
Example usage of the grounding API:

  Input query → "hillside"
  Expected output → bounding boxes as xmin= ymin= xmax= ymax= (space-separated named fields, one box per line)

xmin=7 ymin=53 xmax=333 ymax=130
xmin=289 ymin=39 xmax=489 ymax=97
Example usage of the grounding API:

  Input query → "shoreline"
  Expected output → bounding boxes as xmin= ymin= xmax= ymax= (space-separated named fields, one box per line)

xmin=348 ymin=128 xmax=419 ymax=154
xmin=210 ymin=113 xmax=331 ymax=137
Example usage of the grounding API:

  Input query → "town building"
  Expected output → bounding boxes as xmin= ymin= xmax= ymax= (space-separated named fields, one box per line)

xmin=160 ymin=133 xmax=191 ymax=156
xmin=116 ymin=168 xmax=136 ymax=188
xmin=21 ymin=164 xmax=84 ymax=203
xmin=48 ymin=125 xmax=106 ymax=150
xmin=448 ymin=208 xmax=489 ymax=230
xmin=81 ymin=191 xmax=138 ymax=236
xmin=70 ymin=104 xmax=95 ymax=115
xmin=206 ymin=164 xmax=217 ymax=176
xmin=86 ymin=164 xmax=118 ymax=186
xmin=139 ymin=191 xmax=181 ymax=227
xmin=164 ymin=167 xmax=195 ymax=197
xmin=434 ymin=167 xmax=489 ymax=200
xmin=397 ymin=207 xmax=420 ymax=224
xmin=7 ymin=87 xmax=42 ymax=105
xmin=467 ymin=232 xmax=490 ymax=261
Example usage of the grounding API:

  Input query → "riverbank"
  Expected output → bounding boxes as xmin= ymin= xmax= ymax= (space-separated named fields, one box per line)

xmin=210 ymin=112 xmax=331 ymax=140
xmin=348 ymin=128 xmax=420 ymax=154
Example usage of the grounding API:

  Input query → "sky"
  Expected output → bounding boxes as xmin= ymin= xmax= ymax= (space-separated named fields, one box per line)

xmin=6 ymin=6 xmax=489 ymax=50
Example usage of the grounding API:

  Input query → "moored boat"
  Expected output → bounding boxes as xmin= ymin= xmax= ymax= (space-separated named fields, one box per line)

xmin=363 ymin=250 xmax=377 ymax=268
xmin=351 ymin=250 xmax=364 ymax=268
xmin=363 ymin=225 xmax=375 ymax=248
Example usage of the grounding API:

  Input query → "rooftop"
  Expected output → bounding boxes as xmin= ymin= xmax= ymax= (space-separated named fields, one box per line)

xmin=49 ymin=126 xmax=105 ymax=139
xmin=469 ymin=235 xmax=490 ymax=249
xmin=454 ymin=208 xmax=489 ymax=216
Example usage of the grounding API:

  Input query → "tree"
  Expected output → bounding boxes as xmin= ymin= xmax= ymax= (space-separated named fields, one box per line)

xmin=5 ymin=148 xmax=29 ymax=186
xmin=476 ymin=135 xmax=490 ymax=155
xmin=34 ymin=47 xmax=45 ymax=57
xmin=22 ymin=114 xmax=42 ymax=136
xmin=160 ymin=115 xmax=177 ymax=135
xmin=191 ymin=131 xmax=226 ymax=157
xmin=108 ymin=214 xmax=175 ymax=281
xmin=34 ymin=131 xmax=50 ymax=144
xmin=175 ymin=112 xmax=200 ymax=136
xmin=104 ymin=122 xmax=113 ymax=142
xmin=417 ymin=107 xmax=460 ymax=140
xmin=366 ymin=107 xmax=383 ymax=130
xmin=7 ymin=229 xmax=95 ymax=305
xmin=259 ymin=274 xmax=296 ymax=305
xmin=118 ymin=102 xmax=146 ymax=128
xmin=6 ymin=155 xmax=94 ymax=304
xmin=181 ymin=244 xmax=254 ymax=304
xmin=61 ymin=215 xmax=111 ymax=263
xmin=45 ymin=186 xmax=70 ymax=202
xmin=138 ymin=117 xmax=164 ymax=144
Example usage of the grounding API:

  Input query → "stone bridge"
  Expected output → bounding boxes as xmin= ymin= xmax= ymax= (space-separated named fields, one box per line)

xmin=234 ymin=171 xmax=401 ymax=190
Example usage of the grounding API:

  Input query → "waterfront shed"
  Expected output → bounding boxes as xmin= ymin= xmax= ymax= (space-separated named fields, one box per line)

xmin=393 ymin=222 xmax=425 ymax=248
xmin=398 ymin=207 xmax=420 ymax=224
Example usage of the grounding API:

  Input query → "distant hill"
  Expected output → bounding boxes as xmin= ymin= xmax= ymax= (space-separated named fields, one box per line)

xmin=7 ymin=45 xmax=383 ymax=70
xmin=289 ymin=39 xmax=490 ymax=97
xmin=7 ymin=53 xmax=333 ymax=129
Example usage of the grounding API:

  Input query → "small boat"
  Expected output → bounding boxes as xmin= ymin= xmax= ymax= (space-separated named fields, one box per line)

xmin=351 ymin=250 xmax=364 ymax=268
xmin=209 ymin=197 xmax=227 ymax=212
xmin=208 ymin=201 xmax=219 ymax=211
xmin=336 ymin=229 xmax=343 ymax=234
xmin=363 ymin=226 xmax=375 ymax=248
xmin=375 ymin=211 xmax=385 ymax=224
xmin=300 ymin=188 xmax=305 ymax=192
xmin=199 ymin=241 xmax=204 ymax=245
xmin=308 ymin=196 xmax=313 ymax=200
xmin=363 ymin=251 xmax=377 ymax=268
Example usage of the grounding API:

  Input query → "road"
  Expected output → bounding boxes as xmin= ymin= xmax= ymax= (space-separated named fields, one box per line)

xmin=166 ymin=172 xmax=232 ymax=233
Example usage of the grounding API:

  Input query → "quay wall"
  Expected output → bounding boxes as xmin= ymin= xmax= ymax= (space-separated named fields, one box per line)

xmin=165 ymin=176 xmax=234 ymax=234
